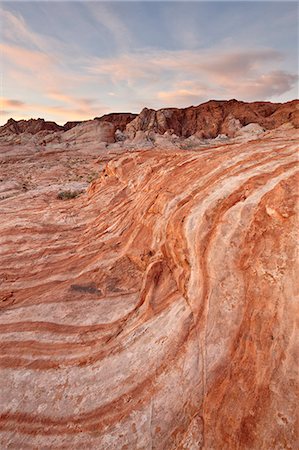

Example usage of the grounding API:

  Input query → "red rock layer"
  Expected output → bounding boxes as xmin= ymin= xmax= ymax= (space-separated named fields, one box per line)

xmin=0 ymin=118 xmax=64 ymax=135
xmin=63 ymin=121 xmax=84 ymax=131
xmin=95 ymin=112 xmax=138 ymax=131
xmin=1 ymin=113 xmax=137 ymax=137
xmin=0 ymin=128 xmax=298 ymax=448
xmin=126 ymin=99 xmax=299 ymax=138
xmin=2 ymin=100 xmax=298 ymax=139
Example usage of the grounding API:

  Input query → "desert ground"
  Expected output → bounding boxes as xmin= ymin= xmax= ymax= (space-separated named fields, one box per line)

xmin=0 ymin=100 xmax=298 ymax=449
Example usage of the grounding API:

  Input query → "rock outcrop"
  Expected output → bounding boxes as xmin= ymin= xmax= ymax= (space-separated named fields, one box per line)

xmin=0 ymin=125 xmax=298 ymax=449
xmin=0 ymin=114 xmax=137 ymax=139
xmin=126 ymin=99 xmax=299 ymax=138
xmin=63 ymin=121 xmax=84 ymax=131
xmin=2 ymin=100 xmax=298 ymax=143
xmin=61 ymin=120 xmax=116 ymax=145
xmin=95 ymin=112 xmax=138 ymax=131
xmin=0 ymin=118 xmax=64 ymax=136
xmin=63 ymin=114 xmax=137 ymax=134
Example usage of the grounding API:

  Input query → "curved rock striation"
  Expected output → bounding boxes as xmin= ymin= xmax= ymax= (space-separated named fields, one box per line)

xmin=0 ymin=128 xmax=298 ymax=448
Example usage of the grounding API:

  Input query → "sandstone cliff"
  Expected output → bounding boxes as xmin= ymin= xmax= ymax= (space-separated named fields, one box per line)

xmin=2 ymin=100 xmax=298 ymax=143
xmin=61 ymin=120 xmax=116 ymax=145
xmin=126 ymin=99 xmax=299 ymax=138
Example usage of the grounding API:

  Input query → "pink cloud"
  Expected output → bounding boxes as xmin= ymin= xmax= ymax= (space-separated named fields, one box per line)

xmin=0 ymin=98 xmax=26 ymax=109
xmin=88 ymin=47 xmax=297 ymax=104
xmin=0 ymin=95 xmax=107 ymax=123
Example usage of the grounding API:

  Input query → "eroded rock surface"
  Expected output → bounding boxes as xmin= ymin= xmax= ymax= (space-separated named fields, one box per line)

xmin=125 ymin=99 xmax=299 ymax=139
xmin=2 ymin=100 xmax=298 ymax=146
xmin=0 ymin=126 xmax=298 ymax=449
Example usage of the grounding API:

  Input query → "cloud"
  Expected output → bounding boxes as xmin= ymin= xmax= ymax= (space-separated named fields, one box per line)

xmin=198 ymin=49 xmax=282 ymax=82
xmin=87 ymin=47 xmax=297 ymax=106
xmin=40 ymin=105 xmax=109 ymax=121
xmin=47 ymin=92 xmax=98 ymax=107
xmin=0 ymin=98 xmax=26 ymax=108
xmin=0 ymin=8 xmax=45 ymax=50
xmin=157 ymin=82 xmax=213 ymax=107
xmin=0 ymin=95 xmax=108 ymax=123
xmin=0 ymin=42 xmax=53 ymax=73
xmin=88 ymin=48 xmax=281 ymax=81
xmin=233 ymin=70 xmax=298 ymax=99
xmin=0 ymin=9 xmax=107 ymax=123
xmin=85 ymin=3 xmax=132 ymax=51
xmin=1 ymin=5 xmax=297 ymax=124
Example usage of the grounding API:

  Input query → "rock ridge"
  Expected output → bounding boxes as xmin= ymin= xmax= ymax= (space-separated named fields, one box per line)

xmin=1 ymin=100 xmax=298 ymax=141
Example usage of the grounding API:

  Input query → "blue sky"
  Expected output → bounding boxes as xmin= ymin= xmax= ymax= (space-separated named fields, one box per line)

xmin=0 ymin=1 xmax=298 ymax=124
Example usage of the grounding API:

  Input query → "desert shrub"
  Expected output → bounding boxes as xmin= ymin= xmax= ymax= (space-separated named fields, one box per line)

xmin=86 ymin=172 xmax=98 ymax=183
xmin=57 ymin=189 xmax=83 ymax=200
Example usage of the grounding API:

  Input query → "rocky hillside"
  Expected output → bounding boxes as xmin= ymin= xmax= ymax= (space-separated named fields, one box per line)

xmin=1 ymin=100 xmax=298 ymax=142
xmin=0 ymin=124 xmax=298 ymax=448
xmin=0 ymin=118 xmax=64 ymax=136
xmin=126 ymin=99 xmax=299 ymax=138
xmin=0 ymin=113 xmax=137 ymax=137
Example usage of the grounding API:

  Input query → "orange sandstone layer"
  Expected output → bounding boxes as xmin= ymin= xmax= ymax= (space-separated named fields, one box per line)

xmin=0 ymin=129 xmax=298 ymax=449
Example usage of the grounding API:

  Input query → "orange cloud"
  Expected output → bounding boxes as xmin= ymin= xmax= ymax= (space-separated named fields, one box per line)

xmin=157 ymin=89 xmax=204 ymax=107
xmin=0 ymin=98 xmax=26 ymax=109
xmin=88 ymin=47 xmax=297 ymax=103
xmin=0 ymin=95 xmax=107 ymax=124
xmin=0 ymin=43 xmax=53 ymax=72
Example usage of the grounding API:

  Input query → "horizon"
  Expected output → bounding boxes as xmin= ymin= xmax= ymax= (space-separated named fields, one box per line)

xmin=0 ymin=1 xmax=298 ymax=126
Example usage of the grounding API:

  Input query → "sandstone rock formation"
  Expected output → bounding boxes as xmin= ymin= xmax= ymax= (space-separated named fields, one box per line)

xmin=95 ymin=112 xmax=138 ymax=132
xmin=61 ymin=120 xmax=116 ymax=145
xmin=1 ymin=100 xmax=298 ymax=146
xmin=235 ymin=122 xmax=265 ymax=139
xmin=0 ymin=114 xmax=137 ymax=141
xmin=0 ymin=125 xmax=298 ymax=449
xmin=63 ymin=121 xmax=84 ymax=131
xmin=63 ymin=114 xmax=138 ymax=134
xmin=0 ymin=118 xmax=64 ymax=136
xmin=125 ymin=99 xmax=299 ymax=139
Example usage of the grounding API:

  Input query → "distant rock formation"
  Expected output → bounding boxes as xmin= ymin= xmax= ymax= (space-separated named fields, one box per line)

xmin=0 ymin=118 xmax=64 ymax=136
xmin=94 ymin=112 xmax=138 ymax=131
xmin=62 ymin=120 xmax=116 ymax=145
xmin=125 ymin=99 xmax=299 ymax=139
xmin=63 ymin=113 xmax=137 ymax=133
xmin=0 ymin=99 xmax=298 ymax=145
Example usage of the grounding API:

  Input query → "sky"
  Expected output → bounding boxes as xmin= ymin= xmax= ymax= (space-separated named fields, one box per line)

xmin=0 ymin=1 xmax=298 ymax=125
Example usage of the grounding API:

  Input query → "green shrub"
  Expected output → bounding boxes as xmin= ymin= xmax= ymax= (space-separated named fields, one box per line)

xmin=57 ymin=189 xmax=83 ymax=200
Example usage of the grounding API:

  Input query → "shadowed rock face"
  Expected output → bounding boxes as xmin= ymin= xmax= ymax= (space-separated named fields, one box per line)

xmin=0 ymin=126 xmax=298 ymax=449
xmin=126 ymin=99 xmax=299 ymax=138
xmin=95 ymin=112 xmax=138 ymax=131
